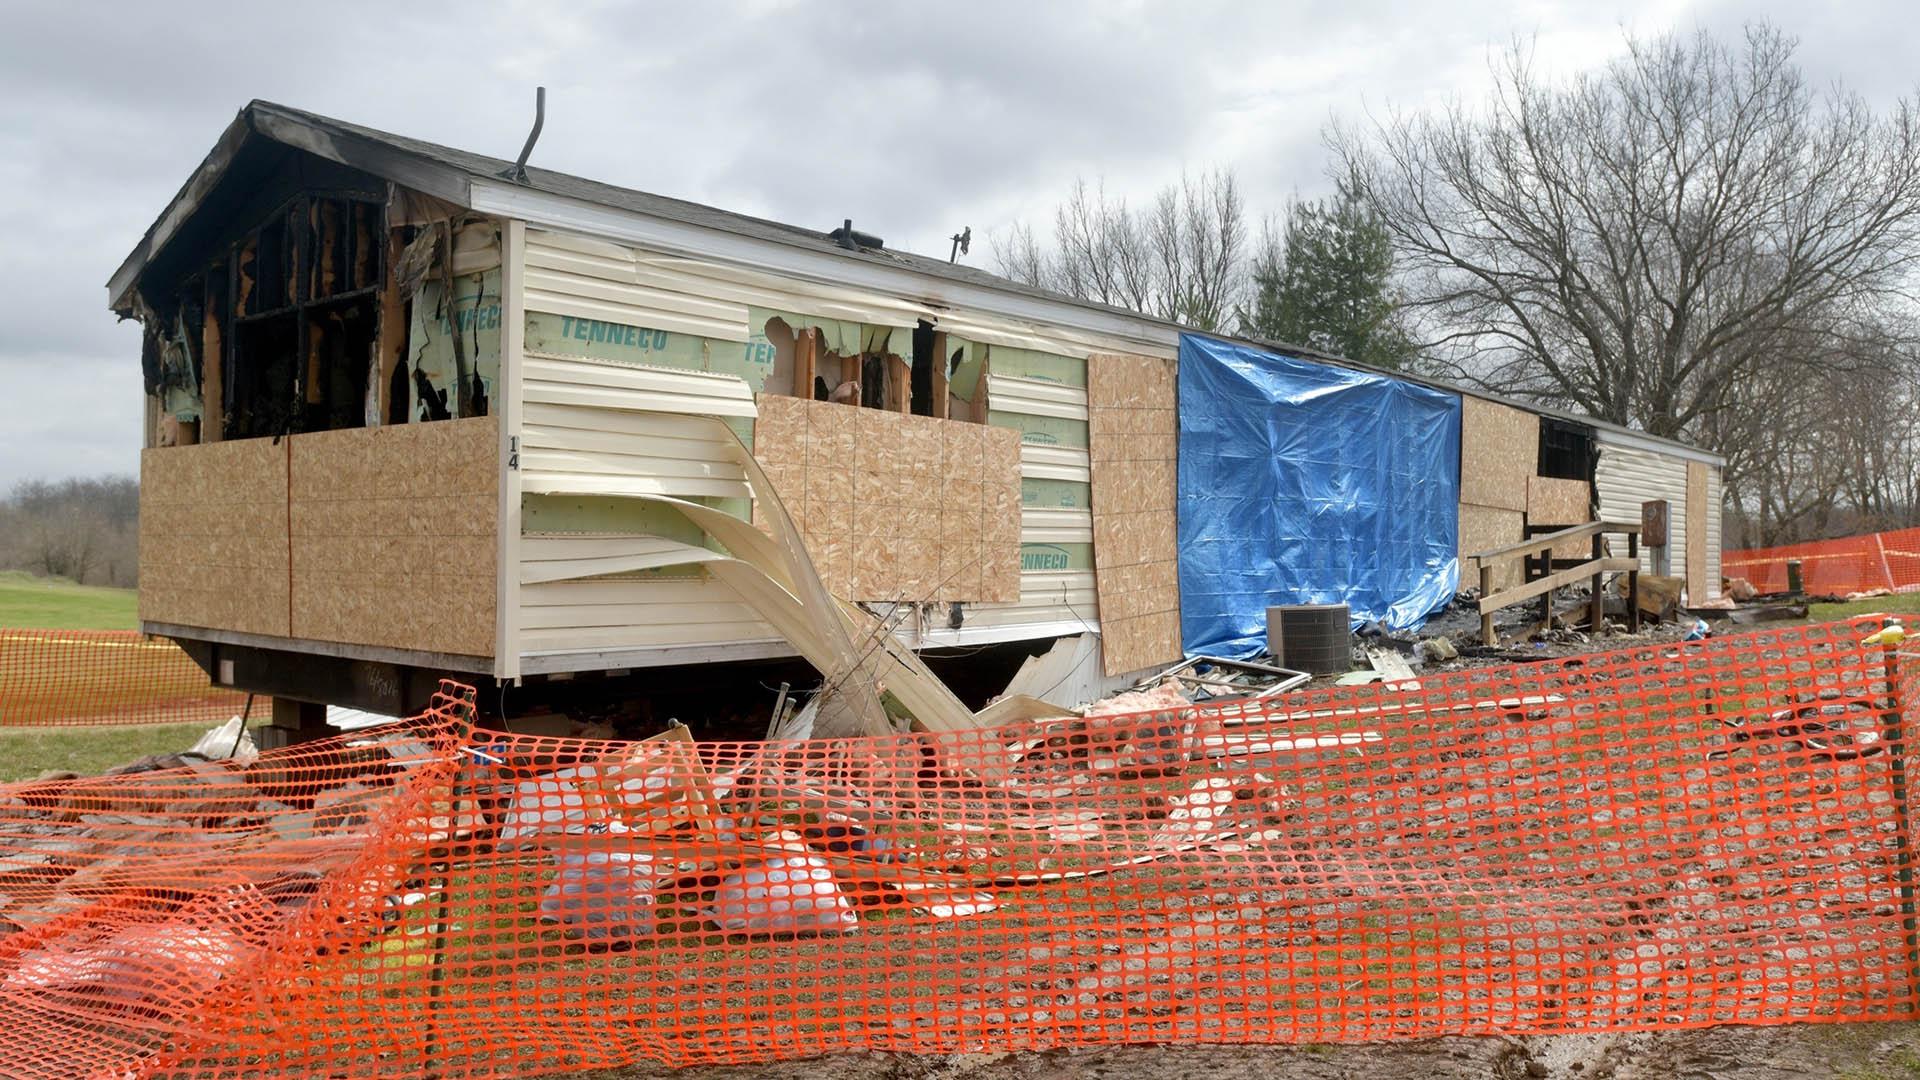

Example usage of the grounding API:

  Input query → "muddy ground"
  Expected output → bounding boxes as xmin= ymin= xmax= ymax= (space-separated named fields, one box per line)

xmin=598 ymin=1021 xmax=1920 ymax=1079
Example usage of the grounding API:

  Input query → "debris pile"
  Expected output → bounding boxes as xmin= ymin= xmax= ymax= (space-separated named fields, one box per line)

xmin=0 ymin=615 xmax=1903 ymax=1074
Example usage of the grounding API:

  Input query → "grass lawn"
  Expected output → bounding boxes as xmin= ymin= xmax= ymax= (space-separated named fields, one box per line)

xmin=0 ymin=570 xmax=138 ymax=630
xmin=0 ymin=722 xmax=212 ymax=782
xmin=0 ymin=571 xmax=240 ymax=728
xmin=1809 ymin=591 xmax=1920 ymax=622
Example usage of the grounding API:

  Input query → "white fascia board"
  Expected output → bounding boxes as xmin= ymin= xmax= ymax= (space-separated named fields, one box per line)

xmin=1592 ymin=426 xmax=1726 ymax=467
xmin=468 ymin=179 xmax=1179 ymax=355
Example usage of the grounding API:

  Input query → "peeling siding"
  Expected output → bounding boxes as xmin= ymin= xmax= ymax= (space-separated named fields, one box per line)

xmin=1021 ymin=507 xmax=1095 ymax=544
xmin=1020 ymin=444 xmax=1091 ymax=484
xmin=976 ymin=355 xmax=1108 ymax=638
xmin=516 ymin=271 xmax=776 ymax=656
xmin=512 ymin=226 xmax=1161 ymax=669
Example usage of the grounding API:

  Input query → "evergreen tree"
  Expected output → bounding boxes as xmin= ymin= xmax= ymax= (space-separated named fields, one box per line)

xmin=1241 ymin=180 xmax=1414 ymax=370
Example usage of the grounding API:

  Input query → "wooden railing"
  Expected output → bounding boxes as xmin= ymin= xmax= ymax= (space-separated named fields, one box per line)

xmin=1469 ymin=521 xmax=1642 ymax=645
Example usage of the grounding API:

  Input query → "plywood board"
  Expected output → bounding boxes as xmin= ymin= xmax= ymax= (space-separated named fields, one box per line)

xmin=1527 ymin=476 xmax=1593 ymax=561
xmin=1686 ymin=460 xmax=1709 ymax=602
xmin=750 ymin=396 xmax=1019 ymax=603
xmin=1458 ymin=504 xmax=1527 ymax=593
xmin=1087 ymin=352 xmax=1182 ymax=676
xmin=1459 ymin=397 xmax=1536 ymax=512
xmin=288 ymin=417 xmax=499 ymax=657
xmin=138 ymin=439 xmax=291 ymax=637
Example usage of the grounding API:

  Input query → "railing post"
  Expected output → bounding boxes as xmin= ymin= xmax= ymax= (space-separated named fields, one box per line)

xmin=1480 ymin=562 xmax=1496 ymax=645
xmin=1627 ymin=531 xmax=1642 ymax=634
xmin=1589 ymin=529 xmax=1605 ymax=633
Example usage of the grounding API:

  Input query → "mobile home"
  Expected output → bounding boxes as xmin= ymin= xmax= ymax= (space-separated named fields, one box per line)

xmin=113 ymin=101 xmax=1724 ymax=734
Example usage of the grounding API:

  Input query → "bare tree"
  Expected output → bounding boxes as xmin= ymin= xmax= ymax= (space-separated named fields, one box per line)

xmin=991 ymin=221 xmax=1053 ymax=294
xmin=1331 ymin=24 xmax=1920 ymax=448
xmin=0 ymin=476 xmax=141 ymax=587
xmin=992 ymin=169 xmax=1249 ymax=331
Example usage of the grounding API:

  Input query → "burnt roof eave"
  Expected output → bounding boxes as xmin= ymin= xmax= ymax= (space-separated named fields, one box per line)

xmin=107 ymin=101 xmax=477 ymax=314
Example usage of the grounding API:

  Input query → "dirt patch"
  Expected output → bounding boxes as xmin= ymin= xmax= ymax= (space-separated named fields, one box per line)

xmin=590 ymin=1021 xmax=1920 ymax=1079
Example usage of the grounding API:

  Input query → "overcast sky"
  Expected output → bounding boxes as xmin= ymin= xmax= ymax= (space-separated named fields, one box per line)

xmin=0 ymin=1 xmax=1911 ymax=491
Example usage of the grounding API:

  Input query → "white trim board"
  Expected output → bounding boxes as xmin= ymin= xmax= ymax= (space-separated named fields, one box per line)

xmin=470 ymin=179 xmax=1179 ymax=358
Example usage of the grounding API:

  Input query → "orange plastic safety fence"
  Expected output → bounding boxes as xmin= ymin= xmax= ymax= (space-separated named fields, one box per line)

xmin=1 ymin=620 xmax=1917 ymax=1078
xmin=0 ymin=629 xmax=251 ymax=727
xmin=1724 ymin=526 xmax=1920 ymax=596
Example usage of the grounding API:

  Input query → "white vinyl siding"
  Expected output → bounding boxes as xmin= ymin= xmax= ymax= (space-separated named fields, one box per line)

xmin=1593 ymin=433 xmax=1722 ymax=599
xmin=513 ymin=228 xmax=1175 ymax=670
xmin=516 ymin=268 xmax=778 ymax=658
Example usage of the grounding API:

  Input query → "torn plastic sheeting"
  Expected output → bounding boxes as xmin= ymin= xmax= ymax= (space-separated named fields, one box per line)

xmin=708 ymin=853 xmax=858 ymax=934
xmin=539 ymin=849 xmax=658 ymax=938
xmin=1176 ymin=334 xmax=1461 ymax=654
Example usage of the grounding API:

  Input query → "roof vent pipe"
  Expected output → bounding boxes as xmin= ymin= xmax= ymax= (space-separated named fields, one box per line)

xmin=827 ymin=219 xmax=885 ymax=251
xmin=508 ymin=86 xmax=546 ymax=184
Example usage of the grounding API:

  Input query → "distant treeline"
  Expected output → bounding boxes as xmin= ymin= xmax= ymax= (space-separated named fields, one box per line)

xmin=0 ymin=476 xmax=139 ymax=588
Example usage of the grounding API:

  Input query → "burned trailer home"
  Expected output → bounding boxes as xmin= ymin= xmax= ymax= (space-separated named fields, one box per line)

xmin=113 ymin=100 xmax=1726 ymax=739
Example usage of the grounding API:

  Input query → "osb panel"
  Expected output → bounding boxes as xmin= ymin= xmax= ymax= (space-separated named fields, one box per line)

xmin=1459 ymin=397 xmax=1537 ymax=512
xmin=1088 ymin=352 xmax=1181 ymax=676
xmin=138 ymin=439 xmax=290 ymax=637
xmin=1686 ymin=460 xmax=1709 ymax=599
xmin=1528 ymin=476 xmax=1593 ymax=561
xmin=752 ymin=395 xmax=1020 ymax=603
xmin=288 ymin=417 xmax=498 ymax=657
xmin=1458 ymin=504 xmax=1526 ymax=593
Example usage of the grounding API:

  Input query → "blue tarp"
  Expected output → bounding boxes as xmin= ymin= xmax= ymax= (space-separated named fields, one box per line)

xmin=1177 ymin=334 xmax=1462 ymax=656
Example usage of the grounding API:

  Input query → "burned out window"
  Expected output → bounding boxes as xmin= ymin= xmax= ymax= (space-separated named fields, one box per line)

xmin=758 ymin=315 xmax=975 ymax=423
xmin=156 ymin=192 xmax=391 ymax=442
xmin=1538 ymin=416 xmax=1598 ymax=481
xmin=138 ymin=185 xmax=502 ymax=447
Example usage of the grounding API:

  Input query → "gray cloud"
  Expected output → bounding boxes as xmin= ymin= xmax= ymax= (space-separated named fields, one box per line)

xmin=0 ymin=1 xmax=1909 ymax=490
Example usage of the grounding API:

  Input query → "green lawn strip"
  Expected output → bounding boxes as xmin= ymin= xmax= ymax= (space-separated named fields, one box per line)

xmin=0 ymin=721 xmax=211 ymax=781
xmin=0 ymin=570 xmax=138 ymax=630
xmin=1809 ymin=592 xmax=1920 ymax=623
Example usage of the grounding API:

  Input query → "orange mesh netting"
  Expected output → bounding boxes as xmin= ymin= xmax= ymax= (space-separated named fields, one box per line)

xmin=0 ymin=630 xmax=250 ymax=727
xmin=1724 ymin=526 xmax=1920 ymax=596
xmin=1 ymin=617 xmax=1916 ymax=1077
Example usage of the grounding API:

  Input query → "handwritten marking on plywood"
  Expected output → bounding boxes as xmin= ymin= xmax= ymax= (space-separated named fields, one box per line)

xmin=1087 ymin=353 xmax=1182 ymax=677
xmin=752 ymin=396 xmax=1020 ymax=603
